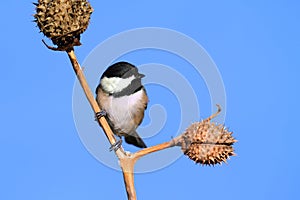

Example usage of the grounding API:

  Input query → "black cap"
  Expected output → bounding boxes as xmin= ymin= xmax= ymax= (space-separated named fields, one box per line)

xmin=101 ymin=61 xmax=141 ymax=79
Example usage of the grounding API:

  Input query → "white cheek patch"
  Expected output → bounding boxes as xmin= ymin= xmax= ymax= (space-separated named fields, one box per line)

xmin=101 ymin=75 xmax=135 ymax=93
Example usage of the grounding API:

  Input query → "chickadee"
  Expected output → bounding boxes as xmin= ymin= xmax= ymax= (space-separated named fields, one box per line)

xmin=95 ymin=61 xmax=148 ymax=149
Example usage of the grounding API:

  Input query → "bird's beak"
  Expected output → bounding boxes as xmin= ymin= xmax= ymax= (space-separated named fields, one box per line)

xmin=138 ymin=73 xmax=145 ymax=78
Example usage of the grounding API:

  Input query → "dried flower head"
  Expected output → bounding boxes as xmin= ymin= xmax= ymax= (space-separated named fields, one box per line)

xmin=33 ymin=0 xmax=93 ymax=50
xmin=180 ymin=105 xmax=237 ymax=165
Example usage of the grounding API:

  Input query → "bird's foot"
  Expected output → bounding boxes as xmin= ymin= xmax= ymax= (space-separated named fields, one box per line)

xmin=109 ymin=139 xmax=123 ymax=152
xmin=95 ymin=110 xmax=107 ymax=120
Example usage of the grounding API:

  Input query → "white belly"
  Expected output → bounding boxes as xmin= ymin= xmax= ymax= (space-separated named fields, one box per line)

xmin=101 ymin=90 xmax=144 ymax=134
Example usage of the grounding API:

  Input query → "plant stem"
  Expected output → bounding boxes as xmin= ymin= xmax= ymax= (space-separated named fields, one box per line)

xmin=120 ymin=157 xmax=137 ymax=200
xmin=133 ymin=136 xmax=181 ymax=162
xmin=122 ymin=171 xmax=136 ymax=200
xmin=66 ymin=49 xmax=126 ymax=158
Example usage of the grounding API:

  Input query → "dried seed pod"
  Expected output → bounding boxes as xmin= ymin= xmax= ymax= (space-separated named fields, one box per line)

xmin=33 ymin=0 xmax=93 ymax=49
xmin=180 ymin=105 xmax=237 ymax=165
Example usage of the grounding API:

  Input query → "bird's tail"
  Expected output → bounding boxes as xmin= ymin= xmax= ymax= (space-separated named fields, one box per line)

xmin=125 ymin=131 xmax=147 ymax=148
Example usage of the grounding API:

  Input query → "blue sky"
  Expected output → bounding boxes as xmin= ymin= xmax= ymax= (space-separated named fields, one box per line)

xmin=1 ymin=1 xmax=299 ymax=199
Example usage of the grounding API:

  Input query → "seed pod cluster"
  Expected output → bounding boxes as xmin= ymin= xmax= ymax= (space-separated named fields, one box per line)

xmin=180 ymin=107 xmax=237 ymax=165
xmin=34 ymin=0 xmax=93 ymax=49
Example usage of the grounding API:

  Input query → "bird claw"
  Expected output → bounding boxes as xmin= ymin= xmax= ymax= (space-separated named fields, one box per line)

xmin=95 ymin=110 xmax=107 ymax=120
xmin=109 ymin=139 xmax=122 ymax=152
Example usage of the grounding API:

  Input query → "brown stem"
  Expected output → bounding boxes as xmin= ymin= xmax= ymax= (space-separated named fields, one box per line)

xmin=66 ymin=49 xmax=125 ymax=158
xmin=119 ymin=136 xmax=181 ymax=200
xmin=120 ymin=157 xmax=136 ymax=200
xmin=132 ymin=136 xmax=181 ymax=162
xmin=206 ymin=104 xmax=221 ymax=121
xmin=120 ymin=136 xmax=182 ymax=199
xmin=122 ymin=171 xmax=136 ymax=200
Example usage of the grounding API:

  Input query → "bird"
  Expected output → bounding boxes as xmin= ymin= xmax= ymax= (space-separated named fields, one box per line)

xmin=95 ymin=61 xmax=148 ymax=149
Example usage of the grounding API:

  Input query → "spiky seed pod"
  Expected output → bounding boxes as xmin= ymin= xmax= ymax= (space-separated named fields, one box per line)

xmin=33 ymin=0 xmax=93 ymax=49
xmin=180 ymin=106 xmax=237 ymax=165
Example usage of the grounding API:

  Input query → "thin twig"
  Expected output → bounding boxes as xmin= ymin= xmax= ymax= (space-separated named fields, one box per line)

xmin=132 ymin=136 xmax=181 ymax=162
xmin=206 ymin=104 xmax=221 ymax=121
xmin=66 ymin=49 xmax=126 ymax=157
xmin=119 ymin=157 xmax=136 ymax=200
